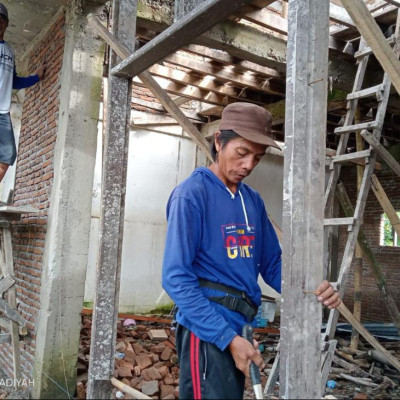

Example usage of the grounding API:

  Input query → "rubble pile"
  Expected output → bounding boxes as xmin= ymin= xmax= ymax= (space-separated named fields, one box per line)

xmin=322 ymin=336 xmax=400 ymax=399
xmin=78 ymin=315 xmax=280 ymax=399
xmin=78 ymin=316 xmax=399 ymax=399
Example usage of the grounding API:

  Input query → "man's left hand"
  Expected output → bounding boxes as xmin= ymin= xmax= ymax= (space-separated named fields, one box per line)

xmin=35 ymin=62 xmax=46 ymax=81
xmin=315 ymin=280 xmax=341 ymax=309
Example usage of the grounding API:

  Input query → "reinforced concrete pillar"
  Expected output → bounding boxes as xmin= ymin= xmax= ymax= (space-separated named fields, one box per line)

xmin=280 ymin=0 xmax=330 ymax=398
xmin=32 ymin=4 xmax=104 ymax=399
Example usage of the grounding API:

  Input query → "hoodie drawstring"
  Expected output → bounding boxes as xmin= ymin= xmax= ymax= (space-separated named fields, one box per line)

xmin=239 ymin=190 xmax=251 ymax=232
xmin=225 ymin=187 xmax=251 ymax=232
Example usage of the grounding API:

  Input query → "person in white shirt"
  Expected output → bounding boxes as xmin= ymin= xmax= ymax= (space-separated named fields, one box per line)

xmin=0 ymin=3 xmax=45 ymax=187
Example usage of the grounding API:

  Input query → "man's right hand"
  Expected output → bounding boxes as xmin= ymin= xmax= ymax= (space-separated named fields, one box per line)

xmin=228 ymin=335 xmax=264 ymax=377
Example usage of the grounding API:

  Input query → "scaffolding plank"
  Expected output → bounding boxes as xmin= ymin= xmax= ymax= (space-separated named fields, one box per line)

xmin=361 ymin=130 xmax=400 ymax=177
xmin=338 ymin=302 xmax=400 ymax=371
xmin=280 ymin=0 xmax=329 ymax=398
xmin=0 ymin=276 xmax=14 ymax=296
xmin=112 ymin=0 xmax=255 ymax=78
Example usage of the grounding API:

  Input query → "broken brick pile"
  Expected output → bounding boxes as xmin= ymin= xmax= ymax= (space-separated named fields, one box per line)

xmin=77 ymin=315 xmax=279 ymax=399
xmin=78 ymin=316 xmax=180 ymax=399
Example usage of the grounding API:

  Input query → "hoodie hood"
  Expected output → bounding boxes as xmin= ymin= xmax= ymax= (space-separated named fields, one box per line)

xmin=194 ymin=167 xmax=250 ymax=231
xmin=194 ymin=166 xmax=243 ymax=197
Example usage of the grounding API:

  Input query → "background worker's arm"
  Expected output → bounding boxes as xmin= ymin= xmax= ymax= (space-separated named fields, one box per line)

xmin=12 ymin=62 xmax=46 ymax=90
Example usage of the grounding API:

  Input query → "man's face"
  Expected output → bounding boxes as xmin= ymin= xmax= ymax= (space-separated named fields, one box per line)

xmin=215 ymin=135 xmax=267 ymax=188
xmin=0 ymin=15 xmax=8 ymax=38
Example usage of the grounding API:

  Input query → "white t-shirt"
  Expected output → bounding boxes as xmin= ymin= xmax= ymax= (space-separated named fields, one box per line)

xmin=0 ymin=40 xmax=14 ymax=114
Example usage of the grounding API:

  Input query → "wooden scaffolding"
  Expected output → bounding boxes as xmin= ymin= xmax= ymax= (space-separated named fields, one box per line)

xmin=83 ymin=0 xmax=400 ymax=398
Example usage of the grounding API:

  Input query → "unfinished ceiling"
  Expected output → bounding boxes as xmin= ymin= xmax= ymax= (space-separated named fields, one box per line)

xmin=4 ymin=0 xmax=400 ymax=149
xmin=1 ymin=0 xmax=70 ymax=55
xmin=128 ymin=0 xmax=400 ymax=149
xmin=2 ymin=0 xmax=109 ymax=56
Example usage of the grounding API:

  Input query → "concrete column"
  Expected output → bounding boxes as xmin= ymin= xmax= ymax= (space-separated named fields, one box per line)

xmin=280 ymin=0 xmax=329 ymax=398
xmin=31 ymin=4 xmax=104 ymax=399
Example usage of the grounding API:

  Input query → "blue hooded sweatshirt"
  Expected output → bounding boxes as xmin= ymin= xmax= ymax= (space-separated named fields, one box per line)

xmin=162 ymin=167 xmax=281 ymax=351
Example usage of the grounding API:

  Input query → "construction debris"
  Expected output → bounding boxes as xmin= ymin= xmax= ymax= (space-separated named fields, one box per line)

xmin=75 ymin=314 xmax=400 ymax=399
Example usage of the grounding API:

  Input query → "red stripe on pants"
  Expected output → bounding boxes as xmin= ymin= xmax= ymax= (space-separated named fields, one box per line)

xmin=190 ymin=332 xmax=201 ymax=399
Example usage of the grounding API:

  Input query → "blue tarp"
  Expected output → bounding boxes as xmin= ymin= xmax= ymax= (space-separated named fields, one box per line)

xmin=335 ymin=322 xmax=400 ymax=341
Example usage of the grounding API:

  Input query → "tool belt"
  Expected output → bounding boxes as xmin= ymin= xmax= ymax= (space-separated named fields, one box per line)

xmin=199 ymin=278 xmax=258 ymax=322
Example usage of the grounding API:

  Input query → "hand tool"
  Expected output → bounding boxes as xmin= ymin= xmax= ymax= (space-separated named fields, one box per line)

xmin=242 ymin=324 xmax=263 ymax=400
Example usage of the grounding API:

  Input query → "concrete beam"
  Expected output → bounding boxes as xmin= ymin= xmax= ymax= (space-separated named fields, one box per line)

xmin=174 ymin=0 xmax=206 ymax=21
xmin=112 ymin=0 xmax=255 ymax=78
xmin=31 ymin=5 xmax=104 ymax=399
xmin=136 ymin=2 xmax=357 ymax=90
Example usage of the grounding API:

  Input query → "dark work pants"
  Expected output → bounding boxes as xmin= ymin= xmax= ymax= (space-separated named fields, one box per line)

xmin=175 ymin=324 xmax=245 ymax=400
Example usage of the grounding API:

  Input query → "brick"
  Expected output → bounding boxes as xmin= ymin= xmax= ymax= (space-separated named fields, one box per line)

xmin=149 ymin=329 xmax=168 ymax=341
xmin=136 ymin=354 xmax=152 ymax=370
xmin=142 ymin=367 xmax=162 ymax=381
xmin=353 ymin=394 xmax=368 ymax=400
xmin=124 ymin=349 xmax=137 ymax=364
xmin=142 ymin=380 xmax=159 ymax=396
xmin=116 ymin=341 xmax=127 ymax=352
xmin=151 ymin=345 xmax=166 ymax=354
xmin=164 ymin=373 xmax=174 ymax=385
xmin=162 ymin=394 xmax=175 ymax=400
xmin=117 ymin=366 xmax=133 ymax=378
xmin=158 ymin=366 xmax=170 ymax=378
xmin=163 ymin=340 xmax=176 ymax=350
xmin=133 ymin=343 xmax=145 ymax=354
xmin=160 ymin=347 xmax=173 ymax=361
xmin=150 ymin=353 xmax=160 ymax=363
xmin=160 ymin=385 xmax=175 ymax=399
xmin=130 ymin=377 xmax=141 ymax=388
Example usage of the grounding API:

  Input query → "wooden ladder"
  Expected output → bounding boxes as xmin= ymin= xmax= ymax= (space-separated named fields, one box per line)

xmin=265 ymin=5 xmax=400 ymax=396
xmin=0 ymin=209 xmax=35 ymax=384
xmin=323 ymin=9 xmax=400 ymax=339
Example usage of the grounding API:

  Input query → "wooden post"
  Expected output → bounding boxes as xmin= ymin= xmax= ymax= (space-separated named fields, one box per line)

xmin=87 ymin=1 xmax=137 ymax=398
xmin=280 ymin=0 xmax=329 ymax=398
xmin=351 ymin=112 xmax=364 ymax=350
xmin=336 ymin=182 xmax=400 ymax=334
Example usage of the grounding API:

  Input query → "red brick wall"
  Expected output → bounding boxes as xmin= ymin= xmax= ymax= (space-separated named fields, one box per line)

xmin=339 ymin=162 xmax=400 ymax=323
xmin=0 ymin=14 xmax=66 ymax=379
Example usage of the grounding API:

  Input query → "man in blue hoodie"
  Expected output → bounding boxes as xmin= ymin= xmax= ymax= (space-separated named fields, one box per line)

xmin=0 ymin=3 xmax=46 ymax=186
xmin=162 ymin=102 xmax=340 ymax=399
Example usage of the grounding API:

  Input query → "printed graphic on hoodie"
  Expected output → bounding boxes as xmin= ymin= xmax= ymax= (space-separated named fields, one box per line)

xmin=222 ymin=224 xmax=255 ymax=259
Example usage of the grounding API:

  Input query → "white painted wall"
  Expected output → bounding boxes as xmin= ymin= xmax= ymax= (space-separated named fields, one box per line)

xmin=85 ymin=121 xmax=284 ymax=312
